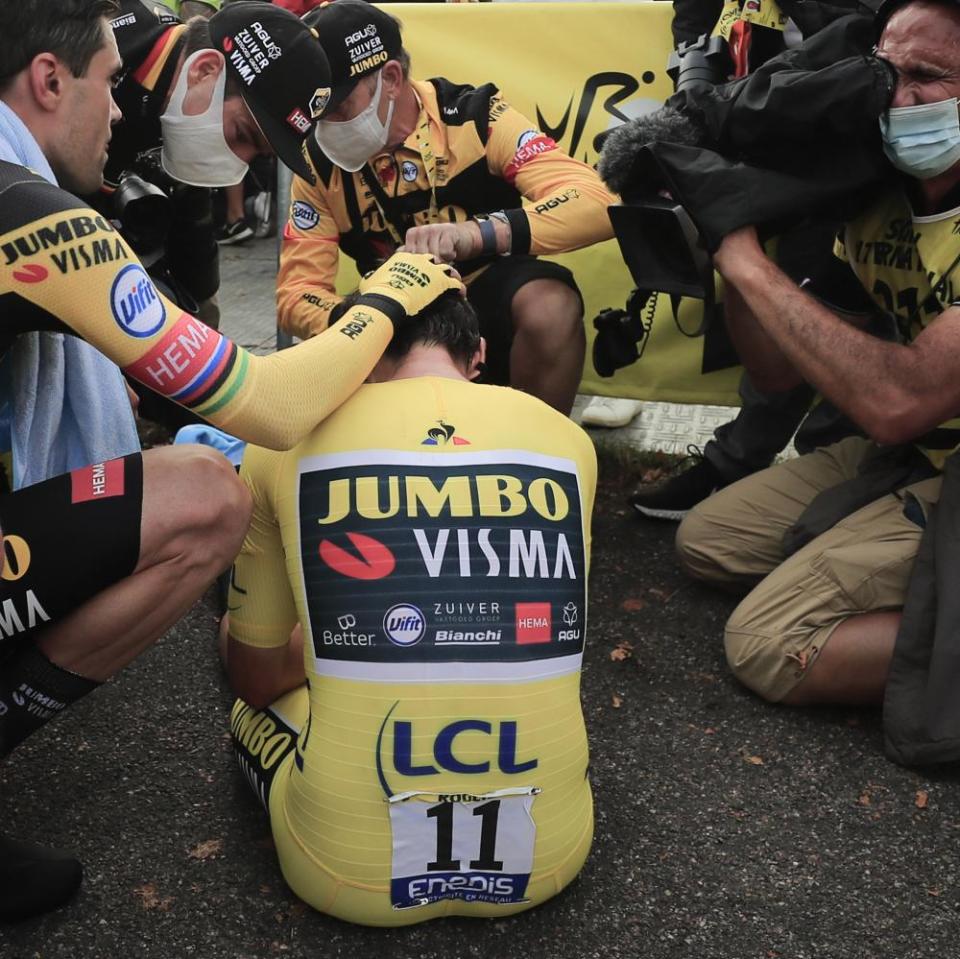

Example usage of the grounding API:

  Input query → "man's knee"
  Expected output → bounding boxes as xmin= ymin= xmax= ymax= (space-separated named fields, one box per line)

xmin=142 ymin=445 xmax=252 ymax=573
xmin=511 ymin=280 xmax=584 ymax=340
xmin=722 ymin=602 xmax=785 ymax=703
xmin=675 ymin=505 xmax=731 ymax=583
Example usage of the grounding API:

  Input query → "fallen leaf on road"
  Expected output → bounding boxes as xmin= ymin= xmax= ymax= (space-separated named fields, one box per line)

xmin=132 ymin=883 xmax=174 ymax=911
xmin=915 ymin=789 xmax=929 ymax=809
xmin=690 ymin=671 xmax=717 ymax=684
xmin=621 ymin=598 xmax=646 ymax=612
xmin=612 ymin=694 xmax=623 ymax=708
xmin=609 ymin=641 xmax=634 ymax=662
xmin=744 ymin=755 xmax=764 ymax=766
xmin=188 ymin=838 xmax=224 ymax=860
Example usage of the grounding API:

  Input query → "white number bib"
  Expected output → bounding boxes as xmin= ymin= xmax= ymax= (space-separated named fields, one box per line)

xmin=388 ymin=787 xmax=538 ymax=910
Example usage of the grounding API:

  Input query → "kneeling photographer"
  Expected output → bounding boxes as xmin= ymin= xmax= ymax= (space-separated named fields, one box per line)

xmin=595 ymin=0 xmax=889 ymax=519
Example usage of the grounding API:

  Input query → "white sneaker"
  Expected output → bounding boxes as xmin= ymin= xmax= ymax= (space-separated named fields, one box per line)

xmin=580 ymin=397 xmax=643 ymax=428
xmin=244 ymin=191 xmax=275 ymax=239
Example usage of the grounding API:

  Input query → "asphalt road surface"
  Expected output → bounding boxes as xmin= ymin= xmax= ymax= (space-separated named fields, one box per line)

xmin=3 ymin=465 xmax=959 ymax=959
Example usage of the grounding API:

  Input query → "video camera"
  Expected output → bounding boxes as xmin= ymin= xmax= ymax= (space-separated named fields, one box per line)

xmin=667 ymin=33 xmax=730 ymax=95
xmin=592 ymin=195 xmax=716 ymax=378
xmin=591 ymin=32 xmax=729 ymax=378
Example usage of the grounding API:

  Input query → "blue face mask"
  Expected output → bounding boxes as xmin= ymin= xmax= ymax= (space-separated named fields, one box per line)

xmin=879 ymin=97 xmax=960 ymax=180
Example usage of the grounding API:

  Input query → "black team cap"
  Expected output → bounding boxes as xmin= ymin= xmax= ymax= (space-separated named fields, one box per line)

xmin=302 ymin=1 xmax=403 ymax=113
xmin=209 ymin=2 xmax=334 ymax=180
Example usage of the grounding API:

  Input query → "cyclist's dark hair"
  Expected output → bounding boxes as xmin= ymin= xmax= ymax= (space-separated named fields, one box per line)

xmin=0 ymin=0 xmax=119 ymax=93
xmin=337 ymin=291 xmax=480 ymax=368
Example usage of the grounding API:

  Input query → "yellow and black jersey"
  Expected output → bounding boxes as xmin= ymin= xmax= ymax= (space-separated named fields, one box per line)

xmin=0 ymin=160 xmax=396 ymax=450
xmin=278 ymin=77 xmax=617 ymax=339
xmin=106 ymin=0 xmax=185 ymax=189
xmin=836 ymin=191 xmax=960 ymax=466
xmin=229 ymin=377 xmax=597 ymax=925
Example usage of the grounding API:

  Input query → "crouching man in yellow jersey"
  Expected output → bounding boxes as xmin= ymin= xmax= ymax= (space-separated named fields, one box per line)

xmin=225 ymin=293 xmax=597 ymax=925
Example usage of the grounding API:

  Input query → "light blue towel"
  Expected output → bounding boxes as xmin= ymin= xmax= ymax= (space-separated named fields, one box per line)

xmin=0 ymin=101 xmax=140 ymax=489
xmin=173 ymin=424 xmax=246 ymax=467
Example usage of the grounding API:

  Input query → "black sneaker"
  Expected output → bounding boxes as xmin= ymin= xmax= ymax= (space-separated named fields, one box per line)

xmin=629 ymin=449 xmax=724 ymax=521
xmin=216 ymin=219 xmax=254 ymax=245
xmin=0 ymin=835 xmax=83 ymax=921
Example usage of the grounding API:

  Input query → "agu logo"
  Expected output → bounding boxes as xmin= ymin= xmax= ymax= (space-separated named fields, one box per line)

xmin=383 ymin=603 xmax=425 ymax=646
xmin=111 ymin=264 xmax=165 ymax=338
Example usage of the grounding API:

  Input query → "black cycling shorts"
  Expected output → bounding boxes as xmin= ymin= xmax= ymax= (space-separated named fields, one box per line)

xmin=0 ymin=454 xmax=143 ymax=649
xmin=467 ymin=255 xmax=583 ymax=386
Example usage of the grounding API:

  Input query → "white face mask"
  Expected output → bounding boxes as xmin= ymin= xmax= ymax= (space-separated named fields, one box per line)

xmin=880 ymin=98 xmax=960 ymax=180
xmin=160 ymin=51 xmax=249 ymax=188
xmin=314 ymin=70 xmax=395 ymax=172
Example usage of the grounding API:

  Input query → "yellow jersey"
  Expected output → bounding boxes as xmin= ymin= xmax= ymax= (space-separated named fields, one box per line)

xmin=229 ymin=376 xmax=597 ymax=925
xmin=838 ymin=190 xmax=960 ymax=467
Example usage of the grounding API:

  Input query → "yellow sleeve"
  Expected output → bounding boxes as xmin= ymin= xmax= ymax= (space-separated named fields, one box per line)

xmin=570 ymin=424 xmax=598 ymax=578
xmin=276 ymin=173 xmax=344 ymax=340
xmin=483 ymin=95 xmax=617 ymax=256
xmin=228 ymin=446 xmax=299 ymax=649
xmin=0 ymin=183 xmax=389 ymax=451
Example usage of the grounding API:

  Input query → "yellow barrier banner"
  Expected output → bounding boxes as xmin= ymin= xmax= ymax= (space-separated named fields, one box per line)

xmin=338 ymin=2 xmax=743 ymax=406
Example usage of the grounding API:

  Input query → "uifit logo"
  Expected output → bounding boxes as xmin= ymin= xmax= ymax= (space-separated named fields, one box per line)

xmin=110 ymin=264 xmax=165 ymax=338
xmin=383 ymin=603 xmax=425 ymax=647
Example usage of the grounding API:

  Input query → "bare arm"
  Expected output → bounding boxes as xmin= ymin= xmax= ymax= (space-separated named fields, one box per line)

xmin=226 ymin=632 xmax=305 ymax=711
xmin=714 ymin=226 xmax=960 ymax=445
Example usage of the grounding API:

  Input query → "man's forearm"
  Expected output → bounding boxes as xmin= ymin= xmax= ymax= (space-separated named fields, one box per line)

xmin=718 ymin=234 xmax=924 ymax=443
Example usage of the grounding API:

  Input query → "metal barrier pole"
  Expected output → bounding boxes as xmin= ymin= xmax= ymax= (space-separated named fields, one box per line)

xmin=276 ymin=162 xmax=294 ymax=351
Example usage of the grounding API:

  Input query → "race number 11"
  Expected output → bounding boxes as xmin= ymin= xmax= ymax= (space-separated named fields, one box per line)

xmin=389 ymin=790 xmax=537 ymax=909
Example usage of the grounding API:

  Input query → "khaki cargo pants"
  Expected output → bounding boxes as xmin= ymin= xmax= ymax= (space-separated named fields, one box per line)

xmin=676 ymin=437 xmax=941 ymax=702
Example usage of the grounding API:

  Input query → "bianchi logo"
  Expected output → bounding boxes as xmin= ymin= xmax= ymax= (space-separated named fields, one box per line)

xmin=383 ymin=603 xmax=426 ymax=646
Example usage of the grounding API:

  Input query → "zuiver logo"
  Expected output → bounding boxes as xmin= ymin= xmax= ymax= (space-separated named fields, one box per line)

xmin=319 ymin=532 xmax=395 ymax=580
xmin=110 ymin=264 xmax=165 ymax=338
